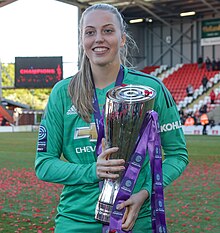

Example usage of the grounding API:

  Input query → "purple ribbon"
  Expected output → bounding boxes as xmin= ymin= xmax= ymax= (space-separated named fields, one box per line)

xmin=96 ymin=111 xmax=167 ymax=233
xmin=149 ymin=112 xmax=167 ymax=233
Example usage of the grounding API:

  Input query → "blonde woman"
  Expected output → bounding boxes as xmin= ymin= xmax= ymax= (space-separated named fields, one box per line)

xmin=35 ymin=3 xmax=188 ymax=233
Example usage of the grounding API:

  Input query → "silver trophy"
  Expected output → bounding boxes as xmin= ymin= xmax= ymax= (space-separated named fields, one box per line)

xmin=95 ymin=84 xmax=156 ymax=224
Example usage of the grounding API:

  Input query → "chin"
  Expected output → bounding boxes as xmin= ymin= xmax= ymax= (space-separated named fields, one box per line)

xmin=93 ymin=58 xmax=118 ymax=67
xmin=93 ymin=60 xmax=111 ymax=67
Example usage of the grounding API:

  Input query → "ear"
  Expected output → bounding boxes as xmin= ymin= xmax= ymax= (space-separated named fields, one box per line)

xmin=120 ymin=33 xmax=126 ymax=47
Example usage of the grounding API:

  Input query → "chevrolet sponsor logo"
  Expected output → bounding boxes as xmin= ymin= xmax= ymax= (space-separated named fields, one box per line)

xmin=74 ymin=123 xmax=98 ymax=141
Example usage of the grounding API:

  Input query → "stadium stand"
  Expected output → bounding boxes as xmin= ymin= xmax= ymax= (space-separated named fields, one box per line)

xmin=141 ymin=65 xmax=168 ymax=77
xmin=178 ymin=74 xmax=220 ymax=112
xmin=162 ymin=63 xmax=220 ymax=105
xmin=141 ymin=63 xmax=220 ymax=128
xmin=189 ymin=86 xmax=220 ymax=113
xmin=141 ymin=65 xmax=159 ymax=73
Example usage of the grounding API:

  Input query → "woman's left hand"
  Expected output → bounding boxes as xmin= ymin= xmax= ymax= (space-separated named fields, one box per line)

xmin=116 ymin=190 xmax=149 ymax=231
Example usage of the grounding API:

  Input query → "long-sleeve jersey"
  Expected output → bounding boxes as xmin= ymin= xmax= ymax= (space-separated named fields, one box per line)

xmin=35 ymin=66 xmax=188 ymax=232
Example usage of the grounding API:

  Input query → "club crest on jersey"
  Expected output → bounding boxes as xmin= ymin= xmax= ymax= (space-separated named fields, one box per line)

xmin=37 ymin=125 xmax=47 ymax=152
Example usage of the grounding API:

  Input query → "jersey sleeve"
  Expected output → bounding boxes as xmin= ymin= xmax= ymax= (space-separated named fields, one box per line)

xmin=35 ymin=85 xmax=99 ymax=185
xmin=154 ymin=82 xmax=189 ymax=188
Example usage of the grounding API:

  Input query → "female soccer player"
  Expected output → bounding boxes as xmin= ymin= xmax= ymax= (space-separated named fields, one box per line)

xmin=35 ymin=3 xmax=188 ymax=233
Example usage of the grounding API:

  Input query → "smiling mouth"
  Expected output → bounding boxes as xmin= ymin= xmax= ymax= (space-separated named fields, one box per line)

xmin=93 ymin=47 xmax=109 ymax=52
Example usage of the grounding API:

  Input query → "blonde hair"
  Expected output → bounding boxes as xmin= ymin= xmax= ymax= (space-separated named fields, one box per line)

xmin=68 ymin=3 xmax=137 ymax=123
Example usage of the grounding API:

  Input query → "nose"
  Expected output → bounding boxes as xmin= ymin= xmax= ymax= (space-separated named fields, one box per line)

xmin=95 ymin=31 xmax=104 ymax=43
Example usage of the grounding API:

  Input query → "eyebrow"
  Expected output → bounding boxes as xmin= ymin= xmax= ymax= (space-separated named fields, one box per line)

xmin=84 ymin=23 xmax=115 ymax=29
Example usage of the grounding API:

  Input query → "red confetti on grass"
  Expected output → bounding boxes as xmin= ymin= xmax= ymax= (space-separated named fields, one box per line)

xmin=0 ymin=167 xmax=61 ymax=233
xmin=165 ymin=161 xmax=219 ymax=232
xmin=0 ymin=159 xmax=219 ymax=232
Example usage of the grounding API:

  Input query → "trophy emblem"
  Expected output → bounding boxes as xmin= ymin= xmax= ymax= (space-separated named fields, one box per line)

xmin=95 ymin=84 xmax=156 ymax=224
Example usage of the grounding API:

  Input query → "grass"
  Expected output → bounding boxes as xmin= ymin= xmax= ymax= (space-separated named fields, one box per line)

xmin=165 ymin=135 xmax=220 ymax=232
xmin=185 ymin=135 xmax=220 ymax=162
xmin=0 ymin=132 xmax=61 ymax=233
xmin=0 ymin=132 xmax=37 ymax=169
xmin=0 ymin=133 xmax=219 ymax=232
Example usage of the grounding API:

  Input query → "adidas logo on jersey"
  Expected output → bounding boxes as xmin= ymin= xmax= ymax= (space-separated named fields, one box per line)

xmin=67 ymin=105 xmax=77 ymax=115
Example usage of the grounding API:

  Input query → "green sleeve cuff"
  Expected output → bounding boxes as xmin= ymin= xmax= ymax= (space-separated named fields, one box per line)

xmin=90 ymin=162 xmax=100 ymax=183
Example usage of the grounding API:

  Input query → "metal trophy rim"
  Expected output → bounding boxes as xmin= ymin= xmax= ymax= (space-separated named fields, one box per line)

xmin=106 ymin=84 xmax=157 ymax=104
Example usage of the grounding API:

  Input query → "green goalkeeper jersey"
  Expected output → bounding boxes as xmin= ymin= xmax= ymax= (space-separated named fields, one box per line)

xmin=35 ymin=66 xmax=188 ymax=233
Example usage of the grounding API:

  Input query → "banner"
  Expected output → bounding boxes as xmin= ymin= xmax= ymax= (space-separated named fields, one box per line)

xmin=201 ymin=18 xmax=220 ymax=46
xmin=15 ymin=56 xmax=63 ymax=88
xmin=182 ymin=125 xmax=220 ymax=136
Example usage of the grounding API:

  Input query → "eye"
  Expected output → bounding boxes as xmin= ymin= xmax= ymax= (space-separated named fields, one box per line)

xmin=103 ymin=28 xmax=114 ymax=34
xmin=85 ymin=30 xmax=95 ymax=36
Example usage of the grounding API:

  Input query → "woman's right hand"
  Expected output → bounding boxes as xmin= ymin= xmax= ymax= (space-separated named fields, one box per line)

xmin=96 ymin=139 xmax=125 ymax=180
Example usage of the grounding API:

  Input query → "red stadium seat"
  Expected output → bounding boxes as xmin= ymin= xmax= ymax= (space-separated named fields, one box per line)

xmin=162 ymin=63 xmax=220 ymax=104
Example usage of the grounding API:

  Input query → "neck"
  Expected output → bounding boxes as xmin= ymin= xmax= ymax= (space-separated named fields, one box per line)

xmin=91 ymin=63 xmax=121 ymax=89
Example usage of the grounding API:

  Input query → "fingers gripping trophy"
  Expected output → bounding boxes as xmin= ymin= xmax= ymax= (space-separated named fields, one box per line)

xmin=95 ymin=84 xmax=156 ymax=224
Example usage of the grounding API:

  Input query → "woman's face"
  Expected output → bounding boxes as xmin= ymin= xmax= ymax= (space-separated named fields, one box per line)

xmin=82 ymin=9 xmax=125 ymax=67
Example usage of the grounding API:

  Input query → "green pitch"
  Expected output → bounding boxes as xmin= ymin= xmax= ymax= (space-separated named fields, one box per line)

xmin=0 ymin=132 xmax=219 ymax=232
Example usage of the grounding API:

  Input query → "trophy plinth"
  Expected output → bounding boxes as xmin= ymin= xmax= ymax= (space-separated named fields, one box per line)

xmin=95 ymin=85 xmax=156 ymax=223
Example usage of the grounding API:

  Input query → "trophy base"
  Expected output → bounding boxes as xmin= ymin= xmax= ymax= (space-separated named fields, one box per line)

xmin=95 ymin=201 xmax=113 ymax=224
